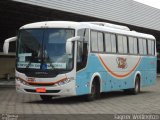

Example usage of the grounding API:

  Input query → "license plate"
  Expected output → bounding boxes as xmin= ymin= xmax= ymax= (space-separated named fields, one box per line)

xmin=36 ymin=88 xmax=46 ymax=93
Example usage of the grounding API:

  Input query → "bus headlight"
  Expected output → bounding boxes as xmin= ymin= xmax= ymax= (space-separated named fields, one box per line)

xmin=55 ymin=77 xmax=74 ymax=86
xmin=16 ymin=77 xmax=29 ymax=85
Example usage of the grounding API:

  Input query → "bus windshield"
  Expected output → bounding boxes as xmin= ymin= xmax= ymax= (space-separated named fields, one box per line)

xmin=17 ymin=28 xmax=75 ymax=71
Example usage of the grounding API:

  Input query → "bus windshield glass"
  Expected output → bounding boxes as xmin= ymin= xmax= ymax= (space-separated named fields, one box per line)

xmin=17 ymin=28 xmax=75 ymax=71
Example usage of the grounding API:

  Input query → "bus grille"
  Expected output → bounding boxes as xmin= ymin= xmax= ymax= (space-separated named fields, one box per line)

xmin=28 ymin=83 xmax=55 ymax=86
xmin=25 ymin=89 xmax=60 ymax=93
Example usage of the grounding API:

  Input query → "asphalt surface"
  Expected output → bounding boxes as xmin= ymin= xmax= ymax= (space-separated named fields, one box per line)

xmin=0 ymin=77 xmax=160 ymax=120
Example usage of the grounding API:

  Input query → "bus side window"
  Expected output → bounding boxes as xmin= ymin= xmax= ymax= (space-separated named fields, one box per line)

xmin=151 ymin=40 xmax=155 ymax=55
xmin=111 ymin=34 xmax=116 ymax=53
xmin=143 ymin=39 xmax=147 ymax=55
xmin=98 ymin=32 xmax=104 ymax=52
xmin=123 ymin=36 xmax=128 ymax=54
xmin=104 ymin=33 xmax=111 ymax=52
xmin=133 ymin=38 xmax=138 ymax=54
xmin=148 ymin=39 xmax=152 ymax=55
xmin=138 ymin=38 xmax=143 ymax=55
xmin=91 ymin=31 xmax=98 ymax=52
xmin=129 ymin=37 xmax=138 ymax=55
xmin=129 ymin=37 xmax=134 ymax=54
xmin=117 ymin=35 xmax=123 ymax=53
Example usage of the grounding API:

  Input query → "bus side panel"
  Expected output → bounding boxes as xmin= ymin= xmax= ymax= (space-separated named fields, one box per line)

xmin=76 ymin=54 xmax=135 ymax=95
xmin=97 ymin=54 xmax=140 ymax=91
xmin=97 ymin=54 xmax=157 ymax=90
xmin=75 ymin=54 xmax=157 ymax=96
xmin=138 ymin=56 xmax=157 ymax=87
xmin=76 ymin=54 xmax=103 ymax=95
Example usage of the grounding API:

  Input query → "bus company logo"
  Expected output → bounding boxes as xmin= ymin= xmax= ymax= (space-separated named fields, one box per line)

xmin=116 ymin=57 xmax=127 ymax=69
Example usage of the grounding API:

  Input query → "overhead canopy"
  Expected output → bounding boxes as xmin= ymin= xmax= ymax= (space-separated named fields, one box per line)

xmin=0 ymin=0 xmax=160 ymax=73
xmin=1 ymin=0 xmax=160 ymax=53
xmin=13 ymin=0 xmax=160 ymax=31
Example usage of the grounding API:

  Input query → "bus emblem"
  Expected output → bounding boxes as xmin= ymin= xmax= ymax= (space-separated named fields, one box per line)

xmin=117 ymin=57 xmax=127 ymax=69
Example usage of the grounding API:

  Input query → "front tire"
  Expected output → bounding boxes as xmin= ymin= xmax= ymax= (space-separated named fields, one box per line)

xmin=86 ymin=79 xmax=100 ymax=101
xmin=40 ymin=95 xmax=52 ymax=101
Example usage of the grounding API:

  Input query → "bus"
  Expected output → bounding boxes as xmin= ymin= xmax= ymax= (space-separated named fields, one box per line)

xmin=3 ymin=21 xmax=157 ymax=101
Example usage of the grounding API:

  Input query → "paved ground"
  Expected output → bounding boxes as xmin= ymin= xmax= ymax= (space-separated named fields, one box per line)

xmin=0 ymin=78 xmax=160 ymax=115
xmin=0 ymin=79 xmax=14 ymax=87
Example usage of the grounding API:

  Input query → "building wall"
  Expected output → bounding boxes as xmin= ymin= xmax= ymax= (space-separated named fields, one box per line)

xmin=13 ymin=0 xmax=160 ymax=31
xmin=0 ymin=55 xmax=15 ymax=78
xmin=1 ymin=0 xmax=160 ymax=77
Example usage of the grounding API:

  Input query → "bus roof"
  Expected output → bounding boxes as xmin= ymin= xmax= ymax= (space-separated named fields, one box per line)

xmin=20 ymin=21 xmax=155 ymax=40
xmin=20 ymin=21 xmax=80 ymax=29
xmin=80 ymin=22 xmax=155 ymax=40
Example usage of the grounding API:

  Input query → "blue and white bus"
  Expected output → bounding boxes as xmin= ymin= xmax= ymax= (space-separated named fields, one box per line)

xmin=3 ymin=21 xmax=157 ymax=101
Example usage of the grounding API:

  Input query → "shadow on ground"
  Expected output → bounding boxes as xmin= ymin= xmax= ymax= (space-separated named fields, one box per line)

xmin=25 ymin=90 xmax=153 ymax=104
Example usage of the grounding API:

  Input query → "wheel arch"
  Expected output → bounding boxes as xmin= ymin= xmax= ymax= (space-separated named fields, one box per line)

xmin=90 ymin=72 xmax=102 ymax=93
xmin=134 ymin=71 xmax=141 ymax=86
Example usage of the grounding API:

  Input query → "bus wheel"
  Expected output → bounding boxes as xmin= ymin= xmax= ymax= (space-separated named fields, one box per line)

xmin=132 ymin=76 xmax=140 ymax=94
xmin=40 ymin=95 xmax=52 ymax=101
xmin=86 ymin=79 xmax=100 ymax=101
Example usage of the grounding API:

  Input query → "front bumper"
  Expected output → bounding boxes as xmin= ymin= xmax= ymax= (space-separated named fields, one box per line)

xmin=16 ymin=80 xmax=76 ymax=96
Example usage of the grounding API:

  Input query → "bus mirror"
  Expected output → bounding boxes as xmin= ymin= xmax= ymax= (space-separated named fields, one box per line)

xmin=66 ymin=41 xmax=72 ymax=55
xmin=66 ymin=36 xmax=80 ymax=55
xmin=3 ymin=36 xmax=17 ymax=54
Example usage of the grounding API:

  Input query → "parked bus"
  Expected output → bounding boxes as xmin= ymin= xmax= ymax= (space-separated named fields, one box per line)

xmin=3 ymin=21 xmax=157 ymax=101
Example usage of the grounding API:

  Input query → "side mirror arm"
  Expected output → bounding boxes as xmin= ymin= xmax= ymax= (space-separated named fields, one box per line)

xmin=3 ymin=36 xmax=17 ymax=54
xmin=66 ymin=36 xmax=80 ymax=55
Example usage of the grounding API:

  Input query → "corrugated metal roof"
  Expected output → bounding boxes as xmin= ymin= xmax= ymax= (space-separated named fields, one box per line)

xmin=12 ymin=0 xmax=160 ymax=31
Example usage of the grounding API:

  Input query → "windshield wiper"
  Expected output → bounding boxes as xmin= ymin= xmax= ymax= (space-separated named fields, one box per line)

xmin=43 ymin=50 xmax=55 ymax=70
xmin=26 ymin=61 xmax=32 ymax=69
xmin=25 ymin=55 xmax=38 ymax=69
xmin=47 ymin=58 xmax=55 ymax=70
xmin=46 ymin=57 xmax=59 ymax=74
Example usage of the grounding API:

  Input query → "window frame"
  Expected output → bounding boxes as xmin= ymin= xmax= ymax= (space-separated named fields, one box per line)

xmin=90 ymin=29 xmax=155 ymax=56
xmin=104 ymin=33 xmax=112 ymax=53
xmin=138 ymin=38 xmax=144 ymax=55
xmin=98 ymin=32 xmax=104 ymax=52
xmin=90 ymin=30 xmax=98 ymax=52
xmin=117 ymin=35 xmax=128 ymax=54
xmin=104 ymin=32 xmax=117 ymax=54
xmin=142 ymin=38 xmax=147 ymax=55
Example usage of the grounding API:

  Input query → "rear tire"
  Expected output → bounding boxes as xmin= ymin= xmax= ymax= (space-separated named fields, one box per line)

xmin=131 ymin=76 xmax=140 ymax=94
xmin=124 ymin=76 xmax=140 ymax=95
xmin=86 ymin=79 xmax=100 ymax=101
xmin=40 ymin=95 xmax=52 ymax=101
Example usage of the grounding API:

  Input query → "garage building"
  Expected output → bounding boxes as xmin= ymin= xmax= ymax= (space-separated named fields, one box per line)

xmin=0 ymin=0 xmax=160 ymax=78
